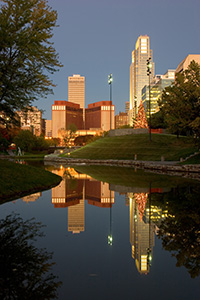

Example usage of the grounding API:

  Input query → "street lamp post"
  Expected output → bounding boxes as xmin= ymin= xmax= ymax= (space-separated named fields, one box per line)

xmin=108 ymin=74 xmax=113 ymax=130
xmin=147 ymin=58 xmax=151 ymax=142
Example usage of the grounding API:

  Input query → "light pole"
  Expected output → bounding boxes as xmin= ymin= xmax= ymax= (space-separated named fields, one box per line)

xmin=108 ymin=74 xmax=113 ymax=130
xmin=147 ymin=58 xmax=151 ymax=142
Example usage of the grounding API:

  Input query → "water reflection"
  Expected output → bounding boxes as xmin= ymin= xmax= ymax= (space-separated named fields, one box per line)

xmin=153 ymin=186 xmax=200 ymax=278
xmin=1 ymin=163 xmax=200 ymax=299
xmin=0 ymin=213 xmax=61 ymax=299
xmin=46 ymin=165 xmax=200 ymax=279
xmin=22 ymin=192 xmax=42 ymax=203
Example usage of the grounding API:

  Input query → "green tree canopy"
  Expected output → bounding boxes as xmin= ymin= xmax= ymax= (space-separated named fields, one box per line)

xmin=160 ymin=61 xmax=200 ymax=137
xmin=0 ymin=0 xmax=62 ymax=123
xmin=14 ymin=130 xmax=50 ymax=152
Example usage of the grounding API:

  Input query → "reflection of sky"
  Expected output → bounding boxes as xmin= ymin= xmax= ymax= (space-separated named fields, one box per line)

xmin=0 ymin=175 xmax=199 ymax=299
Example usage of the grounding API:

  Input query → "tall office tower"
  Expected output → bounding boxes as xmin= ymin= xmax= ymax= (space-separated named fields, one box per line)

xmin=68 ymin=74 xmax=85 ymax=123
xmin=129 ymin=35 xmax=155 ymax=125
xmin=125 ymin=101 xmax=130 ymax=114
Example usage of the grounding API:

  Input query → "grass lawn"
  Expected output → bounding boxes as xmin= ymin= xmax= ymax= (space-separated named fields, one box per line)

xmin=66 ymin=134 xmax=198 ymax=161
xmin=0 ymin=159 xmax=61 ymax=202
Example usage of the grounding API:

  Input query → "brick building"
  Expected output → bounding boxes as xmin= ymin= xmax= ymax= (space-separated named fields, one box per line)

xmin=85 ymin=101 xmax=115 ymax=131
xmin=52 ymin=100 xmax=83 ymax=138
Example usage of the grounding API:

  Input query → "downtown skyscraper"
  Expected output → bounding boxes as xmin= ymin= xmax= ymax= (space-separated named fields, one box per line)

xmin=68 ymin=74 xmax=85 ymax=123
xmin=129 ymin=35 xmax=155 ymax=125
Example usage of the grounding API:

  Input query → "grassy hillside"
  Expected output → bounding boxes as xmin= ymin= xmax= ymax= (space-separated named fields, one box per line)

xmin=0 ymin=159 xmax=61 ymax=202
xmin=66 ymin=134 xmax=198 ymax=161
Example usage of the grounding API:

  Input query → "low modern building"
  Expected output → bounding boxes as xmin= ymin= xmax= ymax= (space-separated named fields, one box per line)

xmin=176 ymin=54 xmax=200 ymax=73
xmin=51 ymin=100 xmax=83 ymax=138
xmin=115 ymin=112 xmax=128 ymax=129
xmin=142 ymin=70 xmax=175 ymax=117
xmin=85 ymin=101 xmax=115 ymax=131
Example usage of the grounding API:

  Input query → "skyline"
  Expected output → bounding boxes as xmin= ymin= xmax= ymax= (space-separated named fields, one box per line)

xmin=34 ymin=0 xmax=200 ymax=120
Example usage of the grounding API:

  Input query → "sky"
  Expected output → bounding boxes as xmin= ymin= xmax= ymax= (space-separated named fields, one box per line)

xmin=35 ymin=0 xmax=200 ymax=120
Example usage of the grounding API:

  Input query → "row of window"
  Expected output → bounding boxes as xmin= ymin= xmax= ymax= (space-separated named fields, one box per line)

xmin=101 ymin=106 xmax=114 ymax=111
xmin=52 ymin=106 xmax=66 ymax=111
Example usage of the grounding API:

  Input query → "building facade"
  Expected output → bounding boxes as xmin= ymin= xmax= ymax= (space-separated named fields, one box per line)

xmin=115 ymin=112 xmax=128 ymax=128
xmin=51 ymin=100 xmax=83 ymax=138
xmin=129 ymin=35 xmax=155 ymax=125
xmin=45 ymin=120 xmax=52 ymax=138
xmin=142 ymin=70 xmax=175 ymax=117
xmin=176 ymin=54 xmax=200 ymax=73
xmin=85 ymin=101 xmax=115 ymax=131
xmin=17 ymin=106 xmax=43 ymax=136
xmin=125 ymin=101 xmax=130 ymax=114
xmin=68 ymin=74 xmax=85 ymax=122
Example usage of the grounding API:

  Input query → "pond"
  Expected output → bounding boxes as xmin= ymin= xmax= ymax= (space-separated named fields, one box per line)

xmin=0 ymin=163 xmax=200 ymax=300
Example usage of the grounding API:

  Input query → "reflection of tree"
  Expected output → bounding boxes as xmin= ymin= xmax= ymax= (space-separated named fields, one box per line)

xmin=135 ymin=192 xmax=148 ymax=220
xmin=155 ymin=185 xmax=200 ymax=278
xmin=0 ymin=214 xmax=61 ymax=299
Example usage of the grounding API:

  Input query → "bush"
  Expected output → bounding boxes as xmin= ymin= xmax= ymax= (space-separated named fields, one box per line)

xmin=13 ymin=130 xmax=50 ymax=152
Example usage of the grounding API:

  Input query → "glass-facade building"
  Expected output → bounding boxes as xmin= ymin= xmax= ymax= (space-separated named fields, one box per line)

xmin=142 ymin=70 xmax=175 ymax=117
xmin=129 ymin=35 xmax=155 ymax=125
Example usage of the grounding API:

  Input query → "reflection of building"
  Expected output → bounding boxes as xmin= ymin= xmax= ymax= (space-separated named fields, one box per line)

xmin=129 ymin=193 xmax=155 ymax=274
xmin=16 ymin=106 xmax=43 ymax=136
xmin=85 ymin=101 xmax=115 ymax=131
xmin=51 ymin=167 xmax=83 ymax=207
xmin=22 ymin=192 xmax=41 ymax=203
xmin=86 ymin=180 xmax=115 ymax=208
xmin=129 ymin=35 xmax=155 ymax=125
xmin=68 ymin=74 xmax=85 ymax=122
xmin=51 ymin=100 xmax=83 ymax=138
xmin=51 ymin=167 xmax=115 ymax=235
xmin=68 ymin=199 xmax=85 ymax=234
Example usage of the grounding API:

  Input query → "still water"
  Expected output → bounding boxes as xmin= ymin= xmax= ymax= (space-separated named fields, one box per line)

xmin=0 ymin=164 xmax=200 ymax=300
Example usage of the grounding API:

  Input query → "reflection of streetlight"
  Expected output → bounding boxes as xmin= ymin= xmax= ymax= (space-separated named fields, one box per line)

xmin=108 ymin=74 xmax=113 ymax=130
xmin=108 ymin=190 xmax=113 ymax=246
xmin=147 ymin=182 xmax=152 ymax=268
xmin=147 ymin=58 xmax=151 ymax=142
xmin=108 ymin=234 xmax=113 ymax=245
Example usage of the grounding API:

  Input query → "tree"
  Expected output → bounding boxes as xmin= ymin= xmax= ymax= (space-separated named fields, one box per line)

xmin=14 ymin=130 xmax=37 ymax=152
xmin=133 ymin=100 xmax=148 ymax=129
xmin=150 ymin=109 xmax=167 ymax=129
xmin=59 ymin=124 xmax=77 ymax=148
xmin=14 ymin=130 xmax=50 ymax=152
xmin=160 ymin=61 xmax=200 ymax=137
xmin=0 ymin=0 xmax=62 ymax=123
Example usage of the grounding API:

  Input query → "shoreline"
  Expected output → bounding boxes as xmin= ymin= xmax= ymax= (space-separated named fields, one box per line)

xmin=44 ymin=156 xmax=200 ymax=180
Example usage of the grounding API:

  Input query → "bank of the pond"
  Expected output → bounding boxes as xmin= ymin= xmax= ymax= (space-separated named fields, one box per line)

xmin=0 ymin=159 xmax=62 ymax=202
xmin=44 ymin=155 xmax=200 ymax=180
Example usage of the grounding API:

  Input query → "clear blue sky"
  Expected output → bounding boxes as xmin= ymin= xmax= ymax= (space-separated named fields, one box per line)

xmin=35 ymin=0 xmax=200 ymax=120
